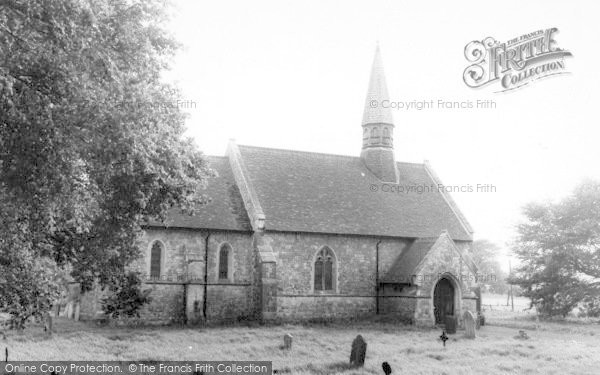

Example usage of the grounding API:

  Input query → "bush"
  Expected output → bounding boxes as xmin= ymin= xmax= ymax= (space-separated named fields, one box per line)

xmin=578 ymin=297 xmax=600 ymax=318
xmin=101 ymin=272 xmax=151 ymax=319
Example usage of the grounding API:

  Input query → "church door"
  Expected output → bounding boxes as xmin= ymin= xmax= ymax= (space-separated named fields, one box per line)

xmin=433 ymin=278 xmax=454 ymax=324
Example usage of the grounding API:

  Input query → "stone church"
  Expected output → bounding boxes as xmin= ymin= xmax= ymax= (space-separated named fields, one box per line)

xmin=77 ymin=47 xmax=480 ymax=326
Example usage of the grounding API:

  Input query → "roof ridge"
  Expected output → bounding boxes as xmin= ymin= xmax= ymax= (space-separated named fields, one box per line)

xmin=238 ymin=144 xmax=362 ymax=159
xmin=238 ymin=144 xmax=425 ymax=166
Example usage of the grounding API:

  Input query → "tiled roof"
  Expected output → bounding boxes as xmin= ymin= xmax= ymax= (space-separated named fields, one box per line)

xmin=381 ymin=237 xmax=438 ymax=283
xmin=147 ymin=156 xmax=251 ymax=232
xmin=237 ymin=145 xmax=473 ymax=240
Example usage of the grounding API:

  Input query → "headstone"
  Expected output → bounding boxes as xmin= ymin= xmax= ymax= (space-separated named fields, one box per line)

xmin=474 ymin=286 xmax=482 ymax=314
xmin=444 ymin=315 xmax=456 ymax=334
xmin=349 ymin=335 xmax=367 ymax=367
xmin=44 ymin=313 xmax=53 ymax=335
xmin=74 ymin=303 xmax=81 ymax=321
xmin=463 ymin=311 xmax=476 ymax=339
xmin=66 ymin=302 xmax=73 ymax=319
xmin=382 ymin=361 xmax=392 ymax=375
xmin=283 ymin=333 xmax=293 ymax=350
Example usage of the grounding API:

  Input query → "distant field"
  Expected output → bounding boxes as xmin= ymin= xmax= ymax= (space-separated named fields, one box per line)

xmin=3 ymin=311 xmax=600 ymax=375
xmin=482 ymin=293 xmax=531 ymax=312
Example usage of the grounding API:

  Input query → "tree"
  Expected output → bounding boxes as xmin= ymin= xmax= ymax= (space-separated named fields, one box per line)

xmin=470 ymin=240 xmax=509 ymax=294
xmin=0 ymin=0 xmax=212 ymax=324
xmin=510 ymin=179 xmax=600 ymax=317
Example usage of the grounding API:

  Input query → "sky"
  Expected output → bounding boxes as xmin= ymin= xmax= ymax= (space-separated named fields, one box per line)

xmin=162 ymin=0 xmax=600 ymax=270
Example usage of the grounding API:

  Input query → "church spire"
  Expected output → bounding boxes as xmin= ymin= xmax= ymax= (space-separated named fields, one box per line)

xmin=360 ymin=45 xmax=398 ymax=183
xmin=362 ymin=45 xmax=394 ymax=127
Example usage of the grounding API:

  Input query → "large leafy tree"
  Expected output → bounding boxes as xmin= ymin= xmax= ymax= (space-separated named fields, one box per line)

xmin=511 ymin=180 xmax=600 ymax=317
xmin=0 ymin=0 xmax=211 ymax=324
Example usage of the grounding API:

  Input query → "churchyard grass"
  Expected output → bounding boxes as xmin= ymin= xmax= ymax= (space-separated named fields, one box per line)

xmin=3 ymin=297 xmax=599 ymax=375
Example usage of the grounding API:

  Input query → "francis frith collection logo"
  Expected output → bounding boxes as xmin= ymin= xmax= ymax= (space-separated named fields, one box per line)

xmin=463 ymin=28 xmax=572 ymax=92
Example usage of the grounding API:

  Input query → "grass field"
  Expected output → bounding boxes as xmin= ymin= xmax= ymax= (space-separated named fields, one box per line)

xmin=3 ymin=295 xmax=600 ymax=374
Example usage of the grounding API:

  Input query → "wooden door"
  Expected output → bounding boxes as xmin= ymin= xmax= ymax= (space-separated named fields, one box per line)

xmin=434 ymin=278 xmax=454 ymax=324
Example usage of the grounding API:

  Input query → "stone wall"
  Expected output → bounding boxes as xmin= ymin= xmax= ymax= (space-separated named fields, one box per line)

xmin=77 ymin=227 xmax=257 ymax=324
xmin=139 ymin=282 xmax=185 ymax=323
xmin=379 ymin=284 xmax=418 ymax=321
xmin=138 ymin=228 xmax=257 ymax=323
xmin=411 ymin=234 xmax=478 ymax=326
xmin=267 ymin=231 xmax=409 ymax=320
xmin=74 ymin=226 xmax=478 ymax=325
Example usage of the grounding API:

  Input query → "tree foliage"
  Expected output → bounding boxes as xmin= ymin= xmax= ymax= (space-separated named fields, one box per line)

xmin=0 ymin=0 xmax=211 ymax=322
xmin=511 ymin=180 xmax=600 ymax=317
xmin=470 ymin=240 xmax=509 ymax=294
xmin=101 ymin=271 xmax=152 ymax=319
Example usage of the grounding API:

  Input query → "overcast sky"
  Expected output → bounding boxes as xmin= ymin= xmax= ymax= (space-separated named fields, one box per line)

xmin=163 ymin=0 xmax=600 ymax=270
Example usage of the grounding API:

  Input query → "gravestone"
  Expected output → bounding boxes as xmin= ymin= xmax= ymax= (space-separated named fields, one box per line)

xmin=382 ymin=361 xmax=392 ymax=375
xmin=444 ymin=315 xmax=456 ymax=334
xmin=74 ymin=303 xmax=81 ymax=321
xmin=439 ymin=330 xmax=449 ymax=347
xmin=463 ymin=311 xmax=476 ymax=339
xmin=349 ymin=335 xmax=367 ymax=367
xmin=66 ymin=302 xmax=73 ymax=319
xmin=44 ymin=313 xmax=53 ymax=335
xmin=283 ymin=333 xmax=293 ymax=350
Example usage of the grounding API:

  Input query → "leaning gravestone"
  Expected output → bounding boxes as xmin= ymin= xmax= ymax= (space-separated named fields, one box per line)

xmin=349 ymin=335 xmax=367 ymax=367
xmin=463 ymin=311 xmax=476 ymax=339
xmin=283 ymin=333 xmax=293 ymax=350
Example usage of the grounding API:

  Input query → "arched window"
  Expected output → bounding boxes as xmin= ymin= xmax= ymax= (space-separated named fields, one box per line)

xmin=383 ymin=127 xmax=389 ymax=138
xmin=218 ymin=244 xmax=230 ymax=280
xmin=150 ymin=241 xmax=163 ymax=279
xmin=314 ymin=247 xmax=336 ymax=291
xmin=370 ymin=127 xmax=379 ymax=138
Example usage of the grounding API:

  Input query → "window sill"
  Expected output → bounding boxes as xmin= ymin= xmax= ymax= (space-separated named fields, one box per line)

xmin=313 ymin=290 xmax=337 ymax=295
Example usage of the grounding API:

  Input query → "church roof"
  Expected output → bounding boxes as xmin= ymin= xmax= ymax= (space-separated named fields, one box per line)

xmin=147 ymin=145 xmax=472 ymax=241
xmin=147 ymin=46 xmax=472 ymax=241
xmin=382 ymin=231 xmax=477 ymax=283
xmin=147 ymin=156 xmax=252 ymax=232
xmin=236 ymin=145 xmax=473 ymax=241
xmin=382 ymin=237 xmax=438 ymax=283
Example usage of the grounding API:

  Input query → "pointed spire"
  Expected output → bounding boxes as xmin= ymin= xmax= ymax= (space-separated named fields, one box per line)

xmin=362 ymin=45 xmax=394 ymax=126
xmin=360 ymin=45 xmax=398 ymax=183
